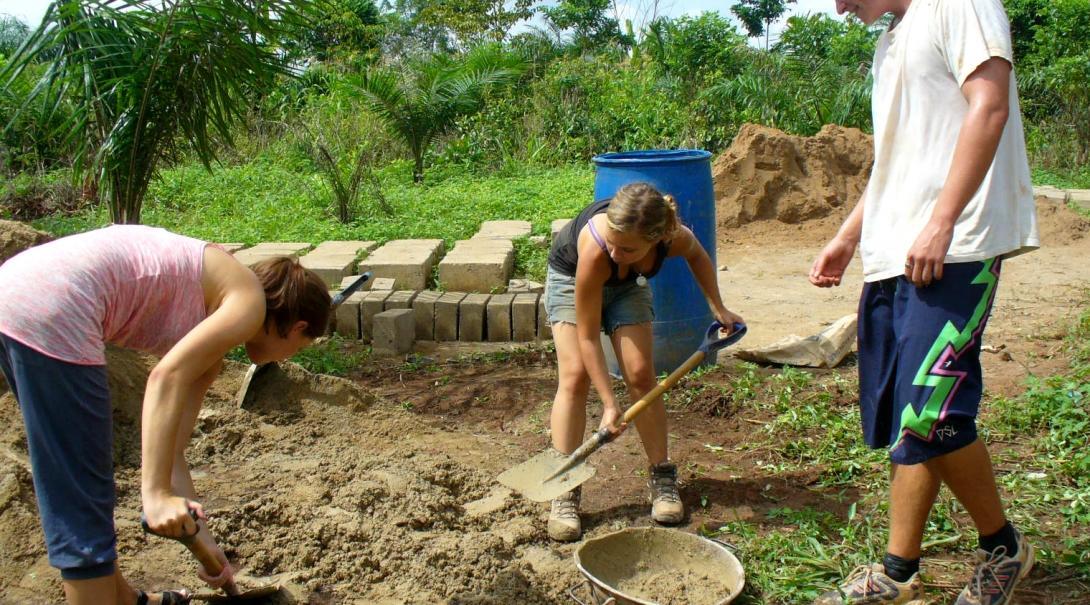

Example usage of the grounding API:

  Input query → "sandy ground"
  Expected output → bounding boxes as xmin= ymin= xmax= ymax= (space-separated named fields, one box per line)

xmin=1 ymin=124 xmax=1088 ymax=603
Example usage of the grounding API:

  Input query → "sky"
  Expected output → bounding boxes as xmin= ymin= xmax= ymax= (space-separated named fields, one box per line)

xmin=1 ymin=0 xmax=842 ymax=41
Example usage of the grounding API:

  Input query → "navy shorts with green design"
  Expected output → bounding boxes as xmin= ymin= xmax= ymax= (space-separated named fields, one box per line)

xmin=857 ymin=258 xmax=1002 ymax=465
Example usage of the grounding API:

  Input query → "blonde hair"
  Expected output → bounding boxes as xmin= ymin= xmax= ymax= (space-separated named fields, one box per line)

xmin=605 ymin=182 xmax=681 ymax=242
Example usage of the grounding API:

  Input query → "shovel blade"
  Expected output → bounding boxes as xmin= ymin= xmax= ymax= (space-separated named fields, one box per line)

xmin=497 ymin=449 xmax=596 ymax=502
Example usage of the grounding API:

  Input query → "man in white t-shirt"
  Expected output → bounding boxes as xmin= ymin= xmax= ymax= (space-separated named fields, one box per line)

xmin=809 ymin=1 xmax=1038 ymax=604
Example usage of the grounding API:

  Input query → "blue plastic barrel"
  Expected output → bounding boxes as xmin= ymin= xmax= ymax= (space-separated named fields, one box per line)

xmin=592 ymin=149 xmax=717 ymax=374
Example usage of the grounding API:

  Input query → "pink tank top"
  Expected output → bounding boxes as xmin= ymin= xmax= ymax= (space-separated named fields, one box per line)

xmin=0 ymin=225 xmax=210 ymax=365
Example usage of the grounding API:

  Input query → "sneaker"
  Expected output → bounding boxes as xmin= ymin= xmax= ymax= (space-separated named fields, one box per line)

xmin=547 ymin=486 xmax=581 ymax=542
xmin=649 ymin=461 xmax=684 ymax=524
xmin=813 ymin=564 xmax=924 ymax=604
xmin=955 ymin=530 xmax=1035 ymax=605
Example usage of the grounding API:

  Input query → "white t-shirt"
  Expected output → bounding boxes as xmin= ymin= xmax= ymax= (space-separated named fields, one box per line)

xmin=860 ymin=0 xmax=1039 ymax=283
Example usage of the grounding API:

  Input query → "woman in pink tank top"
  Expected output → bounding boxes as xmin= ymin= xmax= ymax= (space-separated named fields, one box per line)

xmin=0 ymin=225 xmax=331 ymax=605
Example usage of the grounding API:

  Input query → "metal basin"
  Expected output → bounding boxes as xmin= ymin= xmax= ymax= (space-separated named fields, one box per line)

xmin=571 ymin=527 xmax=744 ymax=605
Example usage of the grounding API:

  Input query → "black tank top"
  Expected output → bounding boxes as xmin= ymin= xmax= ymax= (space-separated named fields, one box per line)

xmin=548 ymin=199 xmax=669 ymax=286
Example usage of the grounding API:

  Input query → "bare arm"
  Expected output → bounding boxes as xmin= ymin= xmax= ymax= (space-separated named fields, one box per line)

xmin=141 ymin=271 xmax=264 ymax=537
xmin=905 ymin=57 xmax=1011 ymax=286
xmin=810 ymin=190 xmax=865 ymax=288
xmin=671 ymin=227 xmax=744 ymax=328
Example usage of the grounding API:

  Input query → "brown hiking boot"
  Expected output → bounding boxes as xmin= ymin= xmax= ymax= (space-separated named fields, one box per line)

xmin=649 ymin=461 xmax=684 ymax=524
xmin=547 ymin=486 xmax=581 ymax=542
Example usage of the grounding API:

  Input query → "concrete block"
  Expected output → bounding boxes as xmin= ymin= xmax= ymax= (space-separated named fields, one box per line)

xmin=334 ymin=291 xmax=366 ymax=339
xmin=438 ymin=239 xmax=515 ymax=293
xmin=435 ymin=292 xmax=466 ymax=341
xmin=473 ymin=220 xmax=532 ymax=240
xmin=358 ymin=239 xmax=445 ymax=290
xmin=384 ymin=290 xmax=417 ymax=310
xmin=299 ymin=240 xmax=376 ymax=286
xmin=551 ymin=219 xmax=571 ymax=242
xmin=370 ymin=277 xmax=396 ymax=291
xmin=508 ymin=279 xmax=544 ymax=294
xmin=373 ymin=308 xmax=415 ymax=356
xmin=361 ymin=290 xmax=392 ymax=342
xmin=412 ymin=290 xmax=443 ymax=340
xmin=1069 ymin=189 xmax=1090 ymax=210
xmin=486 ymin=293 xmax=515 ymax=342
xmin=538 ymin=296 xmax=552 ymax=340
xmin=458 ymin=293 xmax=491 ymax=342
xmin=512 ymin=293 xmax=539 ymax=342
xmin=232 ymin=242 xmax=311 ymax=267
xmin=1033 ymin=185 xmax=1068 ymax=202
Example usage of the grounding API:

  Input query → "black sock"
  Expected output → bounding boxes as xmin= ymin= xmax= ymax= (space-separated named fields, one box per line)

xmin=882 ymin=552 xmax=920 ymax=583
xmin=980 ymin=521 xmax=1019 ymax=556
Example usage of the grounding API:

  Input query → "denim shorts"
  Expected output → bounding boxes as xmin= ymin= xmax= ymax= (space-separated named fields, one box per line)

xmin=0 ymin=333 xmax=117 ymax=580
xmin=544 ymin=267 xmax=654 ymax=335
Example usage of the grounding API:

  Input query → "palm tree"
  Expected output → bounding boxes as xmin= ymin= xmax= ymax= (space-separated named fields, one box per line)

xmin=1 ymin=0 xmax=313 ymax=224
xmin=352 ymin=44 xmax=524 ymax=183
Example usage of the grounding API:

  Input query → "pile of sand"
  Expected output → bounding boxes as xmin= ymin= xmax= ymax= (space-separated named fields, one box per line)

xmin=0 ymin=219 xmax=51 ymax=266
xmin=713 ymin=124 xmax=874 ymax=228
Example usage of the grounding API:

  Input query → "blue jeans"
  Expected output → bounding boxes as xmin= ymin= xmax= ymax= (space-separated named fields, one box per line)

xmin=544 ymin=267 xmax=654 ymax=335
xmin=0 ymin=333 xmax=117 ymax=580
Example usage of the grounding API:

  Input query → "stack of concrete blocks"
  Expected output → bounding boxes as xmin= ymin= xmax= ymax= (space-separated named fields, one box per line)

xmin=373 ymin=308 xmax=415 ymax=356
xmin=437 ymin=239 xmax=515 ymax=294
xmin=1034 ymin=185 xmax=1090 ymax=210
xmin=232 ymin=242 xmax=311 ymax=267
xmin=359 ymin=239 xmax=444 ymax=291
xmin=300 ymin=241 xmax=376 ymax=287
xmin=437 ymin=220 xmax=528 ymax=293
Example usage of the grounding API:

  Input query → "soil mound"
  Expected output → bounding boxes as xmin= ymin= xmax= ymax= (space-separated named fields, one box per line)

xmin=1036 ymin=198 xmax=1090 ymax=246
xmin=0 ymin=219 xmax=51 ymax=265
xmin=713 ymin=124 xmax=873 ymax=228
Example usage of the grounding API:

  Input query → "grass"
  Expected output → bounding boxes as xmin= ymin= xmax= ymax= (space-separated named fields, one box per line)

xmin=31 ymin=158 xmax=593 ymax=251
xmin=1032 ymin=166 xmax=1090 ymax=191
xmin=662 ymin=299 xmax=1090 ymax=602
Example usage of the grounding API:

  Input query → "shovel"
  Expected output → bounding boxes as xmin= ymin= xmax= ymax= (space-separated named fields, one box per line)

xmin=235 ymin=271 xmax=372 ymax=408
xmin=498 ymin=321 xmax=747 ymax=502
xmin=142 ymin=510 xmax=281 ymax=603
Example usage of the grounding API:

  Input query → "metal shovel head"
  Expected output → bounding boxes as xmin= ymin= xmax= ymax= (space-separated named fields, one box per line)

xmin=192 ymin=584 xmax=283 ymax=603
xmin=497 ymin=448 xmax=597 ymax=502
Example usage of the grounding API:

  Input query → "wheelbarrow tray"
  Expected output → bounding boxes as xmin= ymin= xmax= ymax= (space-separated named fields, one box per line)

xmin=572 ymin=528 xmax=744 ymax=605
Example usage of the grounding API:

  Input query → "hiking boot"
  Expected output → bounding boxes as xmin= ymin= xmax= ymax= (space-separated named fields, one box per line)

xmin=813 ymin=564 xmax=924 ymax=604
xmin=649 ymin=461 xmax=684 ymax=524
xmin=954 ymin=530 xmax=1034 ymax=605
xmin=547 ymin=486 xmax=581 ymax=542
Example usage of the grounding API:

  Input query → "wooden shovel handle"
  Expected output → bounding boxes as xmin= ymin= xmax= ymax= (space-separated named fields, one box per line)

xmin=620 ymin=350 xmax=706 ymax=424
xmin=181 ymin=537 xmax=240 ymax=596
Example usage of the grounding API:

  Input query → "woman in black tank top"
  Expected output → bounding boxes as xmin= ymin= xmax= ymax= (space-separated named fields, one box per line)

xmin=541 ymin=182 xmax=744 ymax=542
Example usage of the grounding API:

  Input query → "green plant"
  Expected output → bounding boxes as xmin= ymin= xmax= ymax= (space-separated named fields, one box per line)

xmin=352 ymin=43 xmax=524 ymax=183
xmin=2 ymin=0 xmax=312 ymax=224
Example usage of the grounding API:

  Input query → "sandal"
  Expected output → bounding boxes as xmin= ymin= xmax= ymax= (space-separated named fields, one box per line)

xmin=136 ymin=589 xmax=192 ymax=605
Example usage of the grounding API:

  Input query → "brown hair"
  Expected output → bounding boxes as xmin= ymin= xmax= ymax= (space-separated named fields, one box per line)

xmin=250 ymin=256 xmax=331 ymax=338
xmin=605 ymin=182 xmax=681 ymax=242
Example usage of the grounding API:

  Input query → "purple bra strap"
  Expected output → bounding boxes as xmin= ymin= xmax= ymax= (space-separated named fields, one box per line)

xmin=587 ymin=217 xmax=609 ymax=253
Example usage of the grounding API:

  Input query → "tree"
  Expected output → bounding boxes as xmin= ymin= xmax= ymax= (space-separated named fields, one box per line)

xmin=730 ymin=0 xmax=796 ymax=50
xmin=1 ymin=0 xmax=311 ymax=225
xmin=416 ymin=0 xmax=535 ymax=47
xmin=0 ymin=15 xmax=30 ymax=58
xmin=353 ymin=44 xmax=524 ymax=182
xmin=643 ymin=13 xmax=747 ymax=83
xmin=541 ymin=0 xmax=625 ymax=53
xmin=296 ymin=0 xmax=384 ymax=63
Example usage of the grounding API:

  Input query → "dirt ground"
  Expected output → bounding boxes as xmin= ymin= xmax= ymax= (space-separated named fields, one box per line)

xmin=1 ymin=128 xmax=1089 ymax=604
